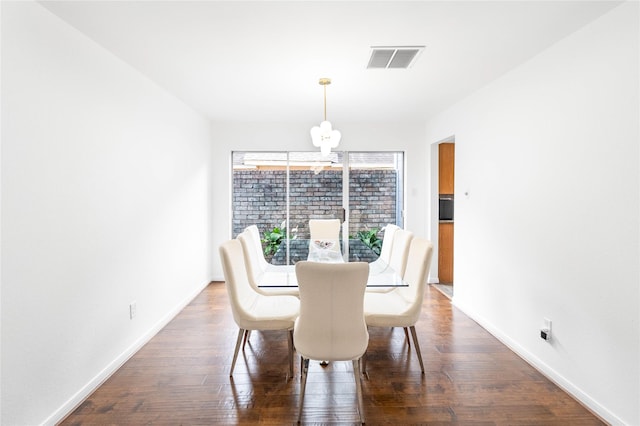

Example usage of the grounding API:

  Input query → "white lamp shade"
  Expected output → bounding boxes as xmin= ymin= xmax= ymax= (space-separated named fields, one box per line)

xmin=320 ymin=141 xmax=331 ymax=157
xmin=310 ymin=126 xmax=322 ymax=147
xmin=320 ymin=121 xmax=333 ymax=133
xmin=328 ymin=129 xmax=341 ymax=147
xmin=310 ymin=121 xmax=341 ymax=156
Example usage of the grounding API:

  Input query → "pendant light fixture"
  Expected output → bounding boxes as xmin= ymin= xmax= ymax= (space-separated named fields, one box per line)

xmin=310 ymin=78 xmax=341 ymax=156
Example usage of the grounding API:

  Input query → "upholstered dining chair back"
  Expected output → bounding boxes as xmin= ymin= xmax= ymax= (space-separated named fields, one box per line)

xmin=366 ymin=224 xmax=402 ymax=288
xmin=309 ymin=218 xmax=341 ymax=241
xmin=244 ymin=225 xmax=271 ymax=272
xmin=238 ymin=231 xmax=299 ymax=297
xmin=294 ymin=261 xmax=369 ymax=361
xmin=308 ymin=219 xmax=342 ymax=259
xmin=237 ymin=231 xmax=264 ymax=291
xmin=220 ymin=238 xmax=259 ymax=325
xmin=377 ymin=224 xmax=400 ymax=264
xmin=387 ymin=229 xmax=414 ymax=276
xmin=294 ymin=261 xmax=369 ymax=424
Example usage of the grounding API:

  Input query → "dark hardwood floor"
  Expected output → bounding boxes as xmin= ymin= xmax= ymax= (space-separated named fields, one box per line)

xmin=61 ymin=282 xmax=604 ymax=425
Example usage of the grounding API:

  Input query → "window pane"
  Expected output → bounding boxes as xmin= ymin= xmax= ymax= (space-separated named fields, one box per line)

xmin=232 ymin=151 xmax=288 ymax=262
xmin=348 ymin=152 xmax=404 ymax=260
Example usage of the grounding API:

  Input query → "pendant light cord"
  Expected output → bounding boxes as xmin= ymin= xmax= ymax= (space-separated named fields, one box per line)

xmin=323 ymin=84 xmax=327 ymax=121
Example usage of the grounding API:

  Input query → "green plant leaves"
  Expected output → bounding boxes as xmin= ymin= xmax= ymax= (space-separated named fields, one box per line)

xmin=355 ymin=228 xmax=382 ymax=256
xmin=262 ymin=226 xmax=285 ymax=255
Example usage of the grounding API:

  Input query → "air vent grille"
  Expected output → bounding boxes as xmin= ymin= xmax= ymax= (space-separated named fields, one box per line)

xmin=367 ymin=46 xmax=424 ymax=69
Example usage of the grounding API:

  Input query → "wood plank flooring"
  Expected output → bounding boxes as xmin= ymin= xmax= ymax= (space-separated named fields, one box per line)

xmin=61 ymin=282 xmax=604 ymax=425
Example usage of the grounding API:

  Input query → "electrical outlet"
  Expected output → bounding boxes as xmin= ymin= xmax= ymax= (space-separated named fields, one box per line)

xmin=129 ymin=301 xmax=137 ymax=319
xmin=540 ymin=317 xmax=552 ymax=341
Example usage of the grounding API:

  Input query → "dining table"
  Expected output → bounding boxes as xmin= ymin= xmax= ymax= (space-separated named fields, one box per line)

xmin=258 ymin=239 xmax=407 ymax=289
xmin=270 ymin=238 xmax=380 ymax=265
xmin=258 ymin=266 xmax=406 ymax=289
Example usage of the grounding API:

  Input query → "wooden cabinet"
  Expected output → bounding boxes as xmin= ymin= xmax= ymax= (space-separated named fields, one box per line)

xmin=438 ymin=142 xmax=455 ymax=284
xmin=438 ymin=222 xmax=454 ymax=283
xmin=438 ymin=143 xmax=455 ymax=194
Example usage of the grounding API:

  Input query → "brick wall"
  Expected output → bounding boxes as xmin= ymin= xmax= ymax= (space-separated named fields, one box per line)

xmin=232 ymin=169 xmax=398 ymax=258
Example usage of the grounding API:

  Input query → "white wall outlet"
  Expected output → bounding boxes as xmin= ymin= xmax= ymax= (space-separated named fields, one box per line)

xmin=129 ymin=301 xmax=137 ymax=319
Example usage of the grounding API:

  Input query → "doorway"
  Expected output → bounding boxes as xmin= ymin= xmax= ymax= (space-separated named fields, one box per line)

xmin=436 ymin=142 xmax=454 ymax=298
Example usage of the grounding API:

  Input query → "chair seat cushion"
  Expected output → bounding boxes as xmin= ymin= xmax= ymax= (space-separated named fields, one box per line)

xmin=363 ymin=290 xmax=416 ymax=327
xmin=237 ymin=294 xmax=299 ymax=331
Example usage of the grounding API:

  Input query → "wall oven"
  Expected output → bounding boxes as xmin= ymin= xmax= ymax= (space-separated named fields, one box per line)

xmin=439 ymin=195 xmax=454 ymax=221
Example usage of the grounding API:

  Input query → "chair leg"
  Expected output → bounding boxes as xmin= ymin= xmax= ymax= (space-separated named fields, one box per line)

xmin=409 ymin=325 xmax=425 ymax=374
xmin=300 ymin=356 xmax=304 ymax=382
xmin=242 ymin=330 xmax=251 ymax=349
xmin=403 ymin=327 xmax=411 ymax=347
xmin=353 ymin=359 xmax=366 ymax=425
xmin=230 ymin=328 xmax=245 ymax=376
xmin=287 ymin=329 xmax=294 ymax=380
xmin=298 ymin=357 xmax=310 ymax=423
xmin=361 ymin=351 xmax=369 ymax=380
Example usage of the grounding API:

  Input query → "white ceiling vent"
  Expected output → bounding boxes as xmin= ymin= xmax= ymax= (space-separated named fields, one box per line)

xmin=367 ymin=46 xmax=425 ymax=69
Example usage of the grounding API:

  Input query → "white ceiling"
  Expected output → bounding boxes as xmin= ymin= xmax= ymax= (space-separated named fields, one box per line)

xmin=40 ymin=1 xmax=621 ymax=124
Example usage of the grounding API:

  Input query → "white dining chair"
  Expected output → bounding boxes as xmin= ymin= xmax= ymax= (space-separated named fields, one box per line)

xmin=238 ymin=231 xmax=299 ymax=297
xmin=367 ymin=224 xmax=401 ymax=291
xmin=294 ymin=261 xmax=369 ymax=424
xmin=308 ymin=218 xmax=341 ymax=240
xmin=219 ymin=239 xmax=300 ymax=379
xmin=308 ymin=218 xmax=343 ymax=262
xmin=244 ymin=225 xmax=271 ymax=272
xmin=387 ymin=229 xmax=414 ymax=277
xmin=374 ymin=224 xmax=400 ymax=266
xmin=363 ymin=237 xmax=434 ymax=374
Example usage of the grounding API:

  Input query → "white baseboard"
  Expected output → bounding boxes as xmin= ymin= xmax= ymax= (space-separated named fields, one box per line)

xmin=451 ymin=298 xmax=622 ymax=426
xmin=44 ymin=281 xmax=211 ymax=426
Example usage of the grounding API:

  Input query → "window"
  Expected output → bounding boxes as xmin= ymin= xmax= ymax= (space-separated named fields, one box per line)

xmin=232 ymin=151 xmax=404 ymax=264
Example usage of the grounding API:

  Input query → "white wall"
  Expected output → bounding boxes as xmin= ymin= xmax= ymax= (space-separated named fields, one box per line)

xmin=425 ymin=3 xmax=639 ymax=424
xmin=210 ymin=121 xmax=428 ymax=281
xmin=1 ymin=2 xmax=212 ymax=424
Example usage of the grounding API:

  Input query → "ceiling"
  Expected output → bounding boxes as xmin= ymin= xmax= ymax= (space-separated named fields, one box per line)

xmin=39 ymin=1 xmax=621 ymax=124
